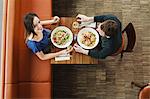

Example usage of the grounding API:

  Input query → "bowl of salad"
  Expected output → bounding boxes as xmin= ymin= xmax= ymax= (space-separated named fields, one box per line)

xmin=51 ymin=26 xmax=73 ymax=48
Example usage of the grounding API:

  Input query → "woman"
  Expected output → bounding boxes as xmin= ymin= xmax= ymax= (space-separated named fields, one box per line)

xmin=24 ymin=12 xmax=73 ymax=60
xmin=74 ymin=14 xmax=122 ymax=59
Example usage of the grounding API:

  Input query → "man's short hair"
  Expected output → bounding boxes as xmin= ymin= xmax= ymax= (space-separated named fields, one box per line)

xmin=101 ymin=20 xmax=118 ymax=37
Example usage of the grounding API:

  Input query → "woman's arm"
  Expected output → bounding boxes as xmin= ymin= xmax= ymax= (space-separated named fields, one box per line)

xmin=36 ymin=47 xmax=73 ymax=60
xmin=40 ymin=16 xmax=60 ymax=25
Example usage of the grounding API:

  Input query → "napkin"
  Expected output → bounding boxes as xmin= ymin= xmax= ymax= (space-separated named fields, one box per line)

xmin=55 ymin=53 xmax=71 ymax=61
xmin=79 ymin=22 xmax=96 ymax=28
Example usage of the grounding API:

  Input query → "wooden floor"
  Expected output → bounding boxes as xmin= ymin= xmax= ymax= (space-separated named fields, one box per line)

xmin=52 ymin=0 xmax=150 ymax=99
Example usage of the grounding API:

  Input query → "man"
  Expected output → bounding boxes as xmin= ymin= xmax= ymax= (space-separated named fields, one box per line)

xmin=74 ymin=14 xmax=122 ymax=59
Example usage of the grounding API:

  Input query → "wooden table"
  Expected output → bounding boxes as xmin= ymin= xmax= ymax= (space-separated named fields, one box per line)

xmin=50 ymin=17 xmax=100 ymax=64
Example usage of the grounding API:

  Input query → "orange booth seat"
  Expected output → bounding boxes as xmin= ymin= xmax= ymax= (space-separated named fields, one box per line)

xmin=1 ymin=0 xmax=52 ymax=98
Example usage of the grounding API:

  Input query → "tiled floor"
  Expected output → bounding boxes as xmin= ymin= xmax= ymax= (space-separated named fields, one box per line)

xmin=52 ymin=0 xmax=150 ymax=99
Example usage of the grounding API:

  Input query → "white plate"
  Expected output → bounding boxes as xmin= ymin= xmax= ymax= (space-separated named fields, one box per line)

xmin=77 ymin=28 xmax=99 ymax=49
xmin=51 ymin=26 xmax=73 ymax=48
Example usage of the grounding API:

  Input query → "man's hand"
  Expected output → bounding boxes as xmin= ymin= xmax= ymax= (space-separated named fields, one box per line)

xmin=73 ymin=43 xmax=89 ymax=55
xmin=76 ymin=14 xmax=94 ymax=22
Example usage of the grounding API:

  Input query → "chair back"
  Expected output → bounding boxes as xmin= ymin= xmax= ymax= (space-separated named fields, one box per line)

xmin=111 ymin=23 xmax=136 ymax=58
xmin=122 ymin=23 xmax=136 ymax=52
xmin=111 ymin=33 xmax=125 ymax=56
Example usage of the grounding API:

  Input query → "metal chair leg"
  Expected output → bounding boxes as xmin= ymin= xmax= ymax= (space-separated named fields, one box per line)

xmin=131 ymin=81 xmax=143 ymax=88
xmin=120 ymin=51 xmax=124 ymax=58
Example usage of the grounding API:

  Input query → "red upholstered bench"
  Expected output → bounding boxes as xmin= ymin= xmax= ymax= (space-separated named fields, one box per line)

xmin=1 ymin=0 xmax=52 ymax=98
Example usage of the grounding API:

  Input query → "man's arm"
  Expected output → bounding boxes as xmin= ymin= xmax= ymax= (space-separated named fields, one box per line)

xmin=88 ymin=46 xmax=112 ymax=59
xmin=88 ymin=39 xmax=113 ymax=59
xmin=73 ymin=43 xmax=112 ymax=59
xmin=76 ymin=14 xmax=94 ymax=22
xmin=94 ymin=14 xmax=118 ymax=22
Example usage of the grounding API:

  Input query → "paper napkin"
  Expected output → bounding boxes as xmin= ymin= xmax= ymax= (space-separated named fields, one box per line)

xmin=55 ymin=53 xmax=71 ymax=61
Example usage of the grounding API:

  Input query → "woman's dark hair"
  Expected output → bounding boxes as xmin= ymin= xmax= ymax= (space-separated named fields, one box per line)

xmin=24 ymin=12 xmax=39 ymax=36
xmin=101 ymin=20 xmax=118 ymax=37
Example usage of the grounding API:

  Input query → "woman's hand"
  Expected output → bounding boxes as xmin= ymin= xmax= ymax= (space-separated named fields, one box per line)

xmin=59 ymin=46 xmax=74 ymax=55
xmin=73 ymin=43 xmax=89 ymax=55
xmin=67 ymin=45 xmax=74 ymax=53
xmin=76 ymin=14 xmax=94 ymax=22
xmin=53 ymin=16 xmax=60 ymax=23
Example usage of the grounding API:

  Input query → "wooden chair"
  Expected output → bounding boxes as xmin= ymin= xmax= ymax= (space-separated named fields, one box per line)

xmin=111 ymin=23 xmax=136 ymax=58
xmin=131 ymin=82 xmax=150 ymax=99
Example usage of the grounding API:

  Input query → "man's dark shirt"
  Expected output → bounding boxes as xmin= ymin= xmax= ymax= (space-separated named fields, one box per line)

xmin=88 ymin=14 xmax=122 ymax=59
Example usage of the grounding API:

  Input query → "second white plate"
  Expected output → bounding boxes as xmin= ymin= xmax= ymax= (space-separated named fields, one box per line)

xmin=77 ymin=28 xmax=99 ymax=49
